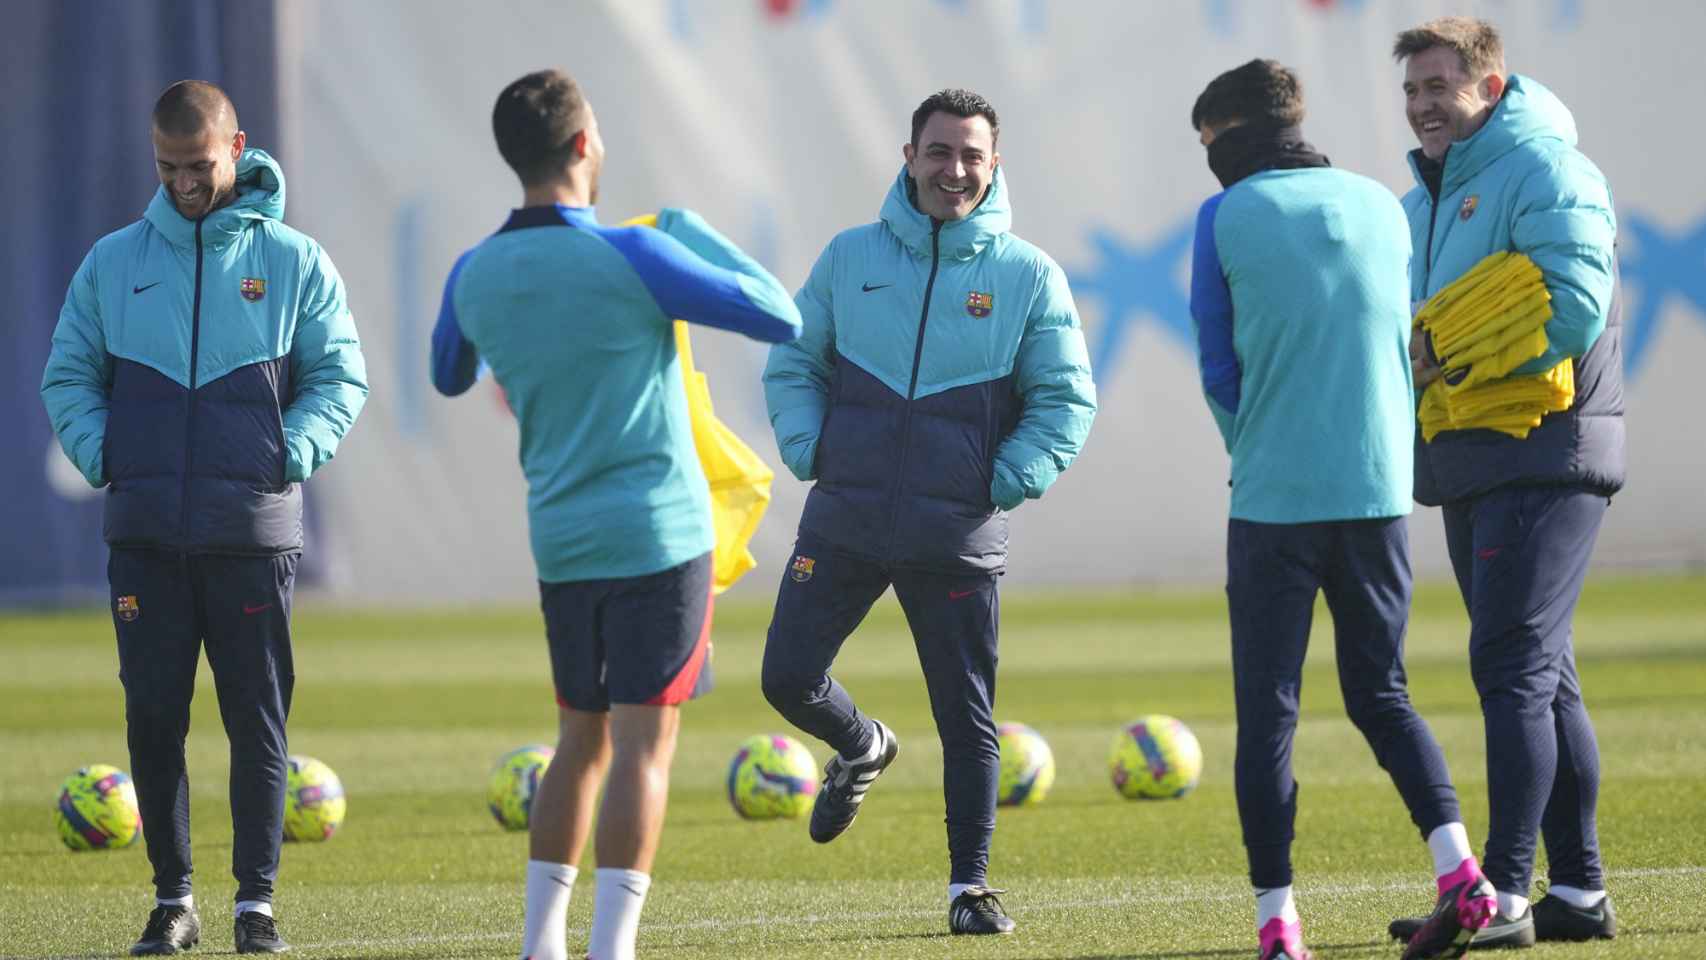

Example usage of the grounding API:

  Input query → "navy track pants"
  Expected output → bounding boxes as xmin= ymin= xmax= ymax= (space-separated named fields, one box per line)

xmin=761 ymin=533 xmax=1000 ymax=886
xmin=1443 ymin=484 xmax=1608 ymax=895
xmin=1228 ymin=517 xmax=1462 ymax=889
xmin=108 ymin=547 xmax=298 ymax=904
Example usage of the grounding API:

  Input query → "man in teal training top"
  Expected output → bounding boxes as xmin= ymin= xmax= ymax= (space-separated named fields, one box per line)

xmin=1187 ymin=58 xmax=1489 ymax=960
xmin=430 ymin=68 xmax=800 ymax=960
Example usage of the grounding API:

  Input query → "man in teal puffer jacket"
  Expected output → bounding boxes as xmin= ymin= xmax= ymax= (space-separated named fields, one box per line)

xmin=1386 ymin=17 xmax=1622 ymax=950
xmin=760 ymin=88 xmax=1096 ymax=936
xmin=41 ymin=81 xmax=367 ymax=956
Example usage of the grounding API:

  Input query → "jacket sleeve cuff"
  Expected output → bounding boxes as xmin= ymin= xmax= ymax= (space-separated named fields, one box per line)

xmin=991 ymin=463 xmax=1026 ymax=511
xmin=770 ymin=404 xmax=825 ymax=481
xmin=78 ymin=439 xmax=107 ymax=488
xmin=781 ymin=438 xmax=818 ymax=482
xmin=284 ymin=433 xmax=312 ymax=483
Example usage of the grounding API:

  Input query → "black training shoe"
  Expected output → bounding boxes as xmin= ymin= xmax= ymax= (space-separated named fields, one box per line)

xmin=1532 ymin=892 xmax=1616 ymax=940
xmin=234 ymin=911 xmax=290 ymax=954
xmin=808 ymin=719 xmax=898 ymax=844
xmin=1389 ymin=908 xmax=1534 ymax=951
xmin=949 ymin=886 xmax=1016 ymax=935
xmin=131 ymin=904 xmax=201 ymax=955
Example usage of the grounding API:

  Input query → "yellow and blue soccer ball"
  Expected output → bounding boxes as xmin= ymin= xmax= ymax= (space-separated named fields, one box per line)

xmin=283 ymin=755 xmax=346 ymax=842
xmin=54 ymin=764 xmax=142 ymax=851
xmin=996 ymin=722 xmax=1055 ymax=807
xmin=1109 ymin=715 xmax=1203 ymax=799
xmin=726 ymin=734 xmax=818 ymax=820
xmin=488 ymin=744 xmax=553 ymax=831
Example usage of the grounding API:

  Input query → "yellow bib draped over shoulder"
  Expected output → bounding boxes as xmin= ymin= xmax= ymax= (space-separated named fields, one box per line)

xmin=624 ymin=213 xmax=774 ymax=593
xmin=674 ymin=319 xmax=773 ymax=593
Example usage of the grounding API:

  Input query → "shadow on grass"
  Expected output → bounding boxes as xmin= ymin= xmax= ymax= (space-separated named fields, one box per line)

xmin=1076 ymin=939 xmax=1389 ymax=959
xmin=3 ymin=837 xmax=231 ymax=860
xmin=1072 ymin=925 xmax=1706 ymax=959
xmin=808 ymin=929 xmax=962 ymax=944
xmin=1628 ymin=924 xmax=1706 ymax=937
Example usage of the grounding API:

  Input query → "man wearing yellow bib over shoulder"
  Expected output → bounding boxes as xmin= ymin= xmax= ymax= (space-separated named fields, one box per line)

xmin=429 ymin=69 xmax=800 ymax=960
xmin=621 ymin=214 xmax=776 ymax=597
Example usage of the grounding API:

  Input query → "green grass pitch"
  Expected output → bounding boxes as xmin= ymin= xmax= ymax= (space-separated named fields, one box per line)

xmin=3 ymin=574 xmax=1704 ymax=958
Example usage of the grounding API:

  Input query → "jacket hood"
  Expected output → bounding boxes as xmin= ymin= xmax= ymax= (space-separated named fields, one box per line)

xmin=1408 ymin=74 xmax=1578 ymax=196
xmin=145 ymin=148 xmax=286 ymax=250
xmin=879 ymin=164 xmax=1011 ymax=261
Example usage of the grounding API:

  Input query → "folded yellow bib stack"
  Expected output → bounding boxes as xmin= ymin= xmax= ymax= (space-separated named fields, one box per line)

xmin=1414 ymin=251 xmax=1575 ymax=441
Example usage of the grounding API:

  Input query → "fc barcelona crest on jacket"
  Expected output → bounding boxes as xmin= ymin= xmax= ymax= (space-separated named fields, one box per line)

xmin=240 ymin=277 xmax=267 ymax=302
xmin=965 ymin=291 xmax=993 ymax=318
xmin=1459 ymin=195 xmax=1479 ymax=222
xmin=116 ymin=595 xmax=140 ymax=622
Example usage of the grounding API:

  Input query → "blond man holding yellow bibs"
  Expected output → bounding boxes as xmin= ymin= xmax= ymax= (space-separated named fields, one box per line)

xmin=1388 ymin=17 xmax=1623 ymax=952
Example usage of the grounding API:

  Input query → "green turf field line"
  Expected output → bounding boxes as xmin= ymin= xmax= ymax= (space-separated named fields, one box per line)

xmin=60 ymin=863 xmax=1686 ymax=959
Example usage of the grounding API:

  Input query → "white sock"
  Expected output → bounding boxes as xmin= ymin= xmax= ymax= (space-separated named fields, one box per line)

xmin=948 ymin=883 xmax=975 ymax=903
xmin=522 ymin=860 xmax=578 ymax=960
xmin=1496 ymin=890 xmax=1530 ymax=918
xmin=1546 ymin=884 xmax=1606 ymax=909
xmin=157 ymin=894 xmax=194 ymax=909
xmin=588 ymin=868 xmax=650 ymax=960
xmin=843 ymin=720 xmax=882 ymax=764
xmin=234 ymin=900 xmax=271 ymax=918
xmin=1254 ymin=886 xmax=1299 ymax=927
xmin=1426 ymin=822 xmax=1475 ymax=878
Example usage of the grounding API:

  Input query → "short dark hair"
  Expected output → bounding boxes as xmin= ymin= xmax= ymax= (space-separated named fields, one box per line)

xmin=909 ymin=88 xmax=999 ymax=148
xmin=1392 ymin=17 xmax=1505 ymax=78
xmin=152 ymin=80 xmax=237 ymax=137
xmin=492 ymin=69 xmax=589 ymax=186
xmin=1190 ymin=59 xmax=1304 ymax=132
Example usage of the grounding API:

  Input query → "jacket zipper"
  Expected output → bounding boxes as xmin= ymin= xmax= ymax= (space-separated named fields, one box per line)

xmin=1421 ymin=149 xmax=1447 ymax=294
xmin=180 ymin=219 xmax=205 ymax=548
xmin=884 ymin=220 xmax=943 ymax=561
xmin=1422 ymin=193 xmax=1441 ymax=294
xmin=1415 ymin=154 xmax=1448 ymax=393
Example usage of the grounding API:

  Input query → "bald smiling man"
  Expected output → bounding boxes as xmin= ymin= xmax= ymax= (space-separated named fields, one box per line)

xmin=42 ymin=79 xmax=368 ymax=956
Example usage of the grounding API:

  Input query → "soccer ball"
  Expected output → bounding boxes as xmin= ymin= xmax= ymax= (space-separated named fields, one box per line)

xmin=283 ymin=755 xmax=346 ymax=842
xmin=1109 ymin=715 xmax=1203 ymax=799
xmin=488 ymin=744 xmax=554 ymax=831
xmin=54 ymin=764 xmax=142 ymax=851
xmin=996 ymin=722 xmax=1055 ymax=807
xmin=726 ymin=734 xmax=818 ymax=820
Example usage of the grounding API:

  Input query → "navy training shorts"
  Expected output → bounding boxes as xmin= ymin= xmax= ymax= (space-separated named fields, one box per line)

xmin=539 ymin=551 xmax=714 ymax=712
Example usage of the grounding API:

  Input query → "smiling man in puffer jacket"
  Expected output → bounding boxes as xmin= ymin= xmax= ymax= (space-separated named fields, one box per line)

xmin=41 ymin=80 xmax=367 ymax=957
xmin=760 ymin=88 xmax=1096 ymax=937
xmin=1385 ymin=17 xmax=1623 ymax=951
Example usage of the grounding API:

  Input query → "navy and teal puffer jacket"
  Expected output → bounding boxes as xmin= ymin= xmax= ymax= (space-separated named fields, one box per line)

xmin=763 ymin=166 xmax=1096 ymax=574
xmin=41 ymin=149 xmax=368 ymax=554
xmin=1402 ymin=75 xmax=1624 ymax=505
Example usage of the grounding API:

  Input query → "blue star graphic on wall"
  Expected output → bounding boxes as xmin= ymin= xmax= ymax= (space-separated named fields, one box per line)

xmin=1619 ymin=213 xmax=1706 ymax=380
xmin=1068 ymin=221 xmax=1196 ymax=387
xmin=1203 ymin=0 xmax=1238 ymax=36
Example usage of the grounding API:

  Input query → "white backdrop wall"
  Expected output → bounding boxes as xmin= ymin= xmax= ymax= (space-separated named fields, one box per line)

xmin=277 ymin=0 xmax=1706 ymax=601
